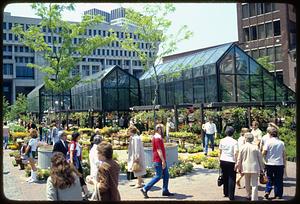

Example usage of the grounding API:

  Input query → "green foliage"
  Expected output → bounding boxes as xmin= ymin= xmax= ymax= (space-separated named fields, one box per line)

xmin=178 ymin=147 xmax=187 ymax=153
xmin=8 ymin=123 xmax=26 ymax=132
xmin=169 ymin=131 xmax=195 ymax=139
xmin=81 ymin=148 xmax=89 ymax=161
xmin=169 ymin=160 xmax=194 ymax=178
xmin=12 ymin=3 xmax=116 ymax=93
xmin=118 ymin=161 xmax=127 ymax=173
xmin=202 ymin=157 xmax=219 ymax=169
xmin=257 ymin=56 xmax=275 ymax=72
xmin=220 ymin=108 xmax=247 ymax=133
xmin=144 ymin=168 xmax=155 ymax=178
xmin=6 ymin=94 xmax=29 ymax=121
xmin=187 ymin=154 xmax=207 ymax=164
xmin=207 ymin=150 xmax=219 ymax=157
xmin=187 ymin=145 xmax=203 ymax=153
xmin=3 ymin=96 xmax=10 ymax=122
xmin=251 ymin=108 xmax=274 ymax=130
xmin=81 ymin=160 xmax=90 ymax=178
xmin=112 ymin=152 xmax=119 ymax=161
xmin=36 ymin=169 xmax=51 ymax=180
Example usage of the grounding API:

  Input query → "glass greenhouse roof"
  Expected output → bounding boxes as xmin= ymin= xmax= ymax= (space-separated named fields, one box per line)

xmin=140 ymin=42 xmax=233 ymax=80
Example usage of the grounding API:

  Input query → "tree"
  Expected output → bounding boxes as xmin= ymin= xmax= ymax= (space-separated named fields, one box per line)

xmin=121 ymin=3 xmax=193 ymax=126
xmin=12 ymin=3 xmax=116 ymax=93
xmin=3 ymin=96 xmax=10 ymax=122
xmin=7 ymin=94 xmax=30 ymax=122
xmin=257 ymin=56 xmax=275 ymax=72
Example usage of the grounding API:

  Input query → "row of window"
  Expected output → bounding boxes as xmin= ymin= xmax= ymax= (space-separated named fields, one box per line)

xmin=246 ymin=46 xmax=282 ymax=61
xmin=242 ymin=3 xmax=278 ymax=19
xmin=15 ymin=66 xmax=34 ymax=79
xmin=243 ymin=20 xmax=280 ymax=41
xmin=15 ymin=57 xmax=35 ymax=63
xmin=3 ymin=64 xmax=13 ymax=75
xmin=91 ymin=48 xmax=153 ymax=58
xmin=3 ymin=21 xmax=141 ymax=41
xmin=14 ymin=45 xmax=34 ymax=53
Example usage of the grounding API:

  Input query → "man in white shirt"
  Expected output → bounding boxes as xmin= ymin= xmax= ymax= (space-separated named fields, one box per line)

xmin=202 ymin=117 xmax=217 ymax=155
xmin=51 ymin=122 xmax=59 ymax=146
xmin=166 ymin=118 xmax=175 ymax=143
xmin=251 ymin=121 xmax=262 ymax=147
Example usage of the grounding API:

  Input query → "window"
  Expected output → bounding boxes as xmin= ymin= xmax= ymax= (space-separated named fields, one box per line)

xmin=250 ymin=26 xmax=257 ymax=40
xmin=72 ymin=66 xmax=80 ymax=76
xmin=112 ymin=42 xmax=114 ymax=47
xmin=8 ymin=23 xmax=12 ymax=29
xmin=252 ymin=49 xmax=259 ymax=59
xmin=106 ymin=50 xmax=109 ymax=55
xmin=98 ymin=30 xmax=101 ymax=35
xmin=111 ymin=50 xmax=114 ymax=56
xmin=272 ymin=3 xmax=278 ymax=11
xmin=14 ymin=46 xmax=18 ymax=52
xmin=265 ymin=22 xmax=273 ymax=38
xmin=16 ymin=66 xmax=34 ymax=79
xmin=3 ymin=22 xmax=7 ymax=29
xmin=103 ymin=30 xmax=106 ymax=36
xmin=3 ymin=64 xmax=13 ymax=75
xmin=3 ymin=33 xmax=6 ymax=40
xmin=20 ymin=46 xmax=24 ymax=52
xmin=116 ymin=41 xmax=119 ymax=47
xmin=9 ymin=33 xmax=13 ymax=40
xmin=48 ymin=36 xmax=51 ymax=43
xmin=120 ymin=50 xmax=123 ymax=56
xmin=249 ymin=3 xmax=256 ymax=17
xmin=97 ymin=49 xmax=101 ymax=55
xmin=25 ymin=57 xmax=29 ymax=63
xmin=92 ymin=65 xmax=100 ymax=74
xmin=257 ymin=3 xmax=264 ymax=15
xmin=8 ymin=45 xmax=12 ymax=52
xmin=129 ymin=51 xmax=131 ymax=57
xmin=14 ymin=35 xmax=18 ymax=41
xmin=257 ymin=24 xmax=265 ymax=39
xmin=266 ymin=47 xmax=275 ymax=61
xmin=116 ymin=50 xmax=119 ymax=56
xmin=74 ymin=38 xmax=77 ymax=44
xmin=265 ymin=3 xmax=272 ymax=13
xmin=82 ymin=65 xmax=90 ymax=76
xmin=273 ymin=20 xmax=281 ymax=36
xmin=30 ymin=57 xmax=34 ymax=63
xmin=124 ymin=51 xmax=127 ymax=57
xmin=89 ymin=29 xmax=92 ymax=36
xmin=59 ymin=37 xmax=62 ymax=43
xmin=102 ymin=50 xmax=105 ymax=55
xmin=94 ymin=30 xmax=97 ymax=36
xmin=116 ymin=32 xmax=119 ymax=38
xmin=25 ymin=46 xmax=29 ymax=52
xmin=275 ymin=46 xmax=282 ymax=61
xmin=259 ymin=48 xmax=266 ymax=57
xmin=121 ymin=32 xmax=124 ymax=38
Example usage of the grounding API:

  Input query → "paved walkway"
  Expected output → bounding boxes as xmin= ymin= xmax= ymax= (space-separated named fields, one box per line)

xmin=3 ymin=149 xmax=296 ymax=201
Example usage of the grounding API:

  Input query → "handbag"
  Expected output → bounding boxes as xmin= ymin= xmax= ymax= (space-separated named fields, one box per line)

xmin=259 ymin=172 xmax=268 ymax=184
xmin=132 ymin=161 xmax=141 ymax=172
xmin=217 ymin=168 xmax=223 ymax=186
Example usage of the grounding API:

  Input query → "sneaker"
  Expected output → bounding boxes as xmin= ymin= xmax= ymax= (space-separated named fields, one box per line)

xmin=162 ymin=191 xmax=175 ymax=196
xmin=140 ymin=188 xmax=149 ymax=199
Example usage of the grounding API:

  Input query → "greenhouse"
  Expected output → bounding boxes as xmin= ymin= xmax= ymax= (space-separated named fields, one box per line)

xmin=27 ymin=83 xmax=72 ymax=121
xmin=139 ymin=42 xmax=296 ymax=106
xmin=71 ymin=65 xmax=140 ymax=112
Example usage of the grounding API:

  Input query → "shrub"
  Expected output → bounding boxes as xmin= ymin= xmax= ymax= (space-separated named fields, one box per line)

xmin=178 ymin=147 xmax=187 ymax=153
xmin=8 ymin=123 xmax=26 ymax=132
xmin=202 ymin=157 xmax=219 ymax=169
xmin=208 ymin=150 xmax=219 ymax=157
xmin=187 ymin=145 xmax=203 ymax=153
xmin=187 ymin=154 xmax=207 ymax=164
xmin=169 ymin=160 xmax=194 ymax=178
xmin=11 ymin=132 xmax=29 ymax=139
xmin=118 ymin=161 xmax=127 ymax=173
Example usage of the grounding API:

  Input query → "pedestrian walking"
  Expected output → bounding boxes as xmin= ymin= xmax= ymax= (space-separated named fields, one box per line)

xmin=202 ymin=117 xmax=217 ymax=156
xmin=219 ymin=126 xmax=238 ymax=200
xmin=251 ymin=121 xmax=262 ymax=147
xmin=127 ymin=125 xmax=146 ymax=188
xmin=141 ymin=124 xmax=174 ymax=199
xmin=236 ymin=133 xmax=264 ymax=201
xmin=262 ymin=127 xmax=286 ymax=200
xmin=236 ymin=127 xmax=250 ymax=189
xmin=51 ymin=122 xmax=59 ymax=146
xmin=53 ymin=131 xmax=69 ymax=157
xmin=3 ymin=122 xmax=10 ymax=149
xmin=46 ymin=152 xmax=83 ymax=201
xmin=166 ymin=118 xmax=175 ymax=143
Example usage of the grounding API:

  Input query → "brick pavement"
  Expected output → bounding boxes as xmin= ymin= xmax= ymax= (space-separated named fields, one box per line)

xmin=2 ymin=149 xmax=296 ymax=201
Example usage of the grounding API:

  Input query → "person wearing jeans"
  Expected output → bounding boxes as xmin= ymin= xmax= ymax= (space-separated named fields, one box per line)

xmin=262 ymin=127 xmax=286 ymax=200
xmin=141 ymin=124 xmax=174 ymax=198
xmin=202 ymin=117 xmax=217 ymax=155
xmin=3 ymin=122 xmax=10 ymax=149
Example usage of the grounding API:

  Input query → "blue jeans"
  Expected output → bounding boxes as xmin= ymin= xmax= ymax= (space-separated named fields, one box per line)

xmin=265 ymin=165 xmax=284 ymax=197
xmin=143 ymin=162 xmax=170 ymax=193
xmin=205 ymin=133 xmax=214 ymax=154
xmin=3 ymin=136 xmax=9 ymax=149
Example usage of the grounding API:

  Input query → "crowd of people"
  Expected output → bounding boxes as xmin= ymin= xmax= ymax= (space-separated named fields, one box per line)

xmin=3 ymin=117 xmax=288 ymax=201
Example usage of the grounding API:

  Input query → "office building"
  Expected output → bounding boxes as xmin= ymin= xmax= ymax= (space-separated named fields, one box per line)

xmin=236 ymin=3 xmax=296 ymax=91
xmin=3 ymin=8 xmax=156 ymax=104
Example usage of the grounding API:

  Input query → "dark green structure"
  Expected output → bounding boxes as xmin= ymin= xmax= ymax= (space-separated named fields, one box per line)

xmin=139 ymin=42 xmax=295 ymax=105
xmin=71 ymin=65 xmax=140 ymax=112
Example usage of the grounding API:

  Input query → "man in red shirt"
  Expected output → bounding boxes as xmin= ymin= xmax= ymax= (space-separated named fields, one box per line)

xmin=141 ymin=124 xmax=174 ymax=198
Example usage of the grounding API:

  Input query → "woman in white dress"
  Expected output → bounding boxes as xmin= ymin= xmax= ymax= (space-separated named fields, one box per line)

xmin=127 ymin=125 xmax=146 ymax=188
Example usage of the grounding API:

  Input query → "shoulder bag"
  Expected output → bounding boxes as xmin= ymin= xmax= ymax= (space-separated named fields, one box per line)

xmin=217 ymin=168 xmax=223 ymax=186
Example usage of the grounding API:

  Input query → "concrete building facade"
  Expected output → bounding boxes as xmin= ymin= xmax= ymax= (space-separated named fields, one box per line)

xmin=3 ymin=8 xmax=156 ymax=104
xmin=236 ymin=3 xmax=296 ymax=91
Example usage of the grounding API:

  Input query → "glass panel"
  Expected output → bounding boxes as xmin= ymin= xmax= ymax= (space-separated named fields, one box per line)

xmin=275 ymin=46 xmax=282 ymax=61
xmin=118 ymin=89 xmax=129 ymax=110
xmin=276 ymin=81 xmax=285 ymax=101
xmin=183 ymin=80 xmax=193 ymax=103
xmin=257 ymin=3 xmax=264 ymax=15
xmin=265 ymin=22 xmax=273 ymax=38
xmin=103 ymin=89 xmax=118 ymax=110
xmin=249 ymin=58 xmax=261 ymax=75
xmin=250 ymin=75 xmax=263 ymax=101
xmin=204 ymin=64 xmax=216 ymax=76
xmin=252 ymin=49 xmax=259 ymax=59
xmin=266 ymin=47 xmax=275 ymax=61
xmin=159 ymin=83 xmax=166 ymax=105
xmin=237 ymin=75 xmax=250 ymax=102
xmin=144 ymin=86 xmax=152 ymax=105
xmin=273 ymin=20 xmax=281 ymax=36
xmin=103 ymin=70 xmax=117 ymax=87
xmin=242 ymin=4 xmax=249 ymax=18
xmin=174 ymin=82 xmax=183 ymax=105
xmin=130 ymin=89 xmax=140 ymax=107
xmin=193 ymin=66 xmax=203 ymax=78
xmin=166 ymin=83 xmax=175 ymax=105
xmin=263 ymin=71 xmax=275 ymax=101
xmin=220 ymin=74 xmax=235 ymax=102
xmin=259 ymin=48 xmax=266 ymax=58
xmin=250 ymin=26 xmax=257 ymax=40
xmin=220 ymin=48 xmax=234 ymax=74
xmin=249 ymin=3 xmax=256 ymax=17
xmin=183 ymin=68 xmax=193 ymax=80
xmin=236 ymin=48 xmax=249 ymax=74
xmin=257 ymin=24 xmax=265 ymax=39
xmin=117 ymin=70 xmax=129 ymax=88
xmin=243 ymin=27 xmax=250 ymax=42
xmin=193 ymin=77 xmax=205 ymax=103
xmin=205 ymin=75 xmax=217 ymax=102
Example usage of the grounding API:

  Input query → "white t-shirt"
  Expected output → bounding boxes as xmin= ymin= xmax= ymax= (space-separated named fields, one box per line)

xmin=202 ymin=122 xmax=217 ymax=134
xmin=237 ymin=136 xmax=246 ymax=150
xmin=70 ymin=142 xmax=81 ymax=157
xmin=260 ymin=133 xmax=270 ymax=150
xmin=28 ymin=138 xmax=38 ymax=151
xmin=3 ymin=125 xmax=9 ymax=137
xmin=219 ymin=136 xmax=238 ymax=163
xmin=263 ymin=137 xmax=285 ymax=166
xmin=89 ymin=144 xmax=102 ymax=179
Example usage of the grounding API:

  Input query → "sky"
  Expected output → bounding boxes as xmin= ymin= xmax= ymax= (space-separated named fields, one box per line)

xmin=4 ymin=3 xmax=238 ymax=55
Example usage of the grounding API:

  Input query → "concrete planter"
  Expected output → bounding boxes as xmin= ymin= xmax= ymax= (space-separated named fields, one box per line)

xmin=143 ymin=143 xmax=178 ymax=168
xmin=37 ymin=145 xmax=53 ymax=169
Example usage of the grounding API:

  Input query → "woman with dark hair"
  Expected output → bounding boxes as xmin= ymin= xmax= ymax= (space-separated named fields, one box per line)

xmin=219 ymin=126 xmax=238 ymax=200
xmin=46 ymin=152 xmax=82 ymax=200
xmin=67 ymin=132 xmax=90 ymax=199
xmin=95 ymin=141 xmax=121 ymax=201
